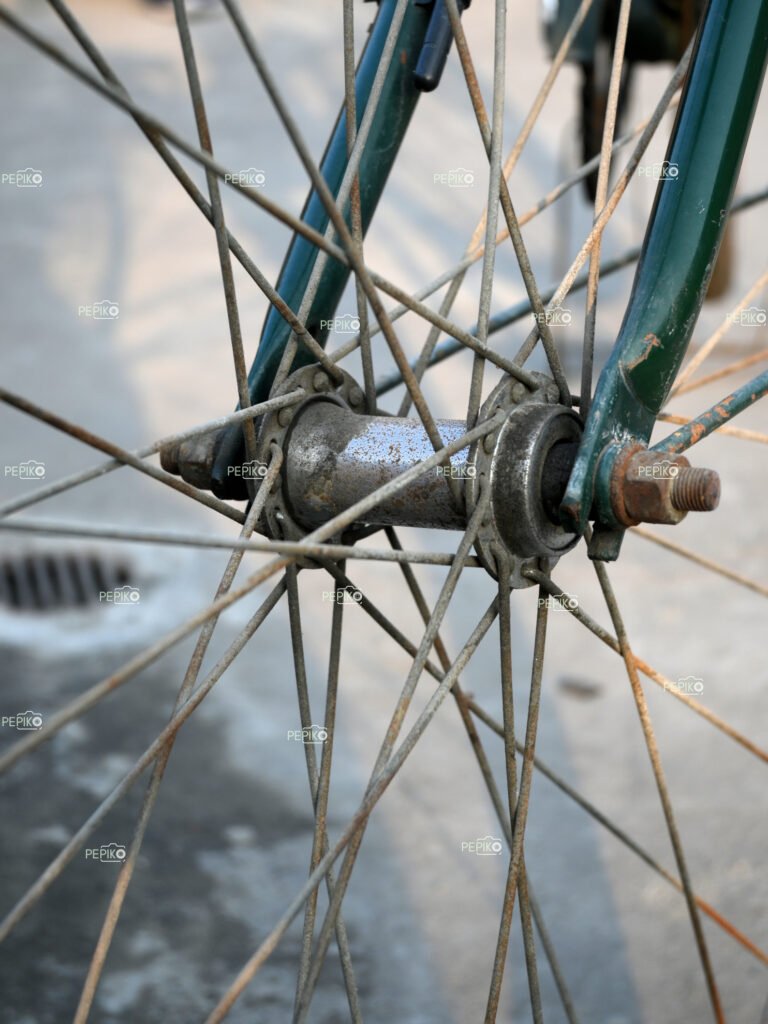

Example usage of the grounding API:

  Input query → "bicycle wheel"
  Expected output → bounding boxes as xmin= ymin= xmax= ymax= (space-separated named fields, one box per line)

xmin=0 ymin=1 xmax=766 ymax=1022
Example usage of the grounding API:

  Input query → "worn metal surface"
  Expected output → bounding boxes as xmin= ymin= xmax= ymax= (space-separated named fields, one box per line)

xmin=285 ymin=403 xmax=470 ymax=532
xmin=272 ymin=368 xmax=584 ymax=587
xmin=605 ymin=447 xmax=719 ymax=526
xmin=466 ymin=375 xmax=582 ymax=585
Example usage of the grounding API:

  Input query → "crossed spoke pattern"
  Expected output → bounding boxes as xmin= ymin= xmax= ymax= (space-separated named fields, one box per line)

xmin=0 ymin=1 xmax=765 ymax=1022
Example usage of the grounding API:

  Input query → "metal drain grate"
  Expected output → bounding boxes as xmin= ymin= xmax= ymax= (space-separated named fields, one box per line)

xmin=0 ymin=552 xmax=133 ymax=612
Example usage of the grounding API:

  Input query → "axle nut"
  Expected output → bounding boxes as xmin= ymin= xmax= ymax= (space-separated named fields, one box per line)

xmin=609 ymin=448 xmax=720 ymax=526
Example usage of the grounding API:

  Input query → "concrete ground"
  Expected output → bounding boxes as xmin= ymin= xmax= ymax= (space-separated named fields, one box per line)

xmin=0 ymin=1 xmax=766 ymax=1022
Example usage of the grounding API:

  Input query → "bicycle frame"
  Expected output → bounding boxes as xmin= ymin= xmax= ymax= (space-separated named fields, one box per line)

xmin=225 ymin=0 xmax=768 ymax=559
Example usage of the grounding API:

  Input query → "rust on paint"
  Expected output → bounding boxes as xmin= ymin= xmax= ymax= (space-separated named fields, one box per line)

xmin=625 ymin=333 xmax=662 ymax=374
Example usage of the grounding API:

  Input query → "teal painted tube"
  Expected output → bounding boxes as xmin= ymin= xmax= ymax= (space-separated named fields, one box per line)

xmin=561 ymin=0 xmax=768 ymax=540
xmin=212 ymin=0 xmax=433 ymax=495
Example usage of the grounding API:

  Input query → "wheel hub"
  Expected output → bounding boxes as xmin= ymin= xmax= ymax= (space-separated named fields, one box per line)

xmin=257 ymin=366 xmax=583 ymax=584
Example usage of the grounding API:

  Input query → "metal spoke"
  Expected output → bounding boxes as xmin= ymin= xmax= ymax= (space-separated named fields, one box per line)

xmin=221 ymin=0 xmax=470 ymax=510
xmin=670 ymin=270 xmax=768 ymax=395
xmin=204 ymin=600 xmax=499 ymax=1024
xmin=0 ymin=391 xmax=303 ymax=519
xmin=503 ymin=0 xmax=596 ymax=179
xmin=485 ymin=570 xmax=548 ymax=1023
xmin=671 ymin=346 xmax=768 ymax=397
xmin=3 ymin=2 xmax=764 ymax=1019
xmin=513 ymin=40 xmax=693 ymax=368
xmin=72 ymin=448 xmax=283 ymax=1023
xmin=285 ymin=566 xmax=361 ymax=1022
xmin=171 ymin=0 xmax=258 ymax=474
xmin=12 ymin=1 xmax=470 ymax=395
xmin=294 ymin=496 xmax=491 ymax=1021
xmin=387 ymin=529 xmax=566 ymax=1021
xmin=0 ymin=412 xmax=504 ymax=774
xmin=17 ymin=0 xmax=707 ymax=411
xmin=525 ymin=568 xmax=768 ymax=764
xmin=338 ymin=98 xmax=684 ymax=384
xmin=0 ymin=517 xmax=481 ymax=568
xmin=373 ymin=184 xmax=765 ymax=398
xmin=580 ymin=0 xmax=633 ymax=418
xmin=653 ymin=369 xmax=768 ymax=454
xmin=1 ymin=3 xmax=342 ymax=386
xmin=398 ymin=0 xmax=596 ymax=421
xmin=0 ymin=553 xmax=289 ymax=775
xmin=656 ymin=412 xmax=768 ymax=445
xmin=463 ymin=0 xmax=508 ymax=429
xmin=44 ymin=0 xmax=340 ymax=382
xmin=445 ymin=0 xmax=570 ymax=405
xmin=467 ymin=700 xmax=768 ymax=968
xmin=631 ymin=527 xmax=768 ymax=598
xmin=0 ymin=579 xmax=287 ymax=943
xmin=374 ymin=242 xmax=643 ymax=397
xmin=592 ymin=560 xmax=725 ymax=1022
xmin=220 ymin=0 xmax=409 ymax=396
xmin=0 ymin=388 xmax=244 ymax=524
xmin=342 ymin=0 xmax=375 ymax=413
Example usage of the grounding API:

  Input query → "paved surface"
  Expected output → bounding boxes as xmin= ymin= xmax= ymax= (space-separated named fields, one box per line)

xmin=0 ymin=1 xmax=766 ymax=1022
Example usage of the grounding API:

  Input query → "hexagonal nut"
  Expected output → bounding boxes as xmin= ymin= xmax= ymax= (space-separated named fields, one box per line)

xmin=611 ymin=449 xmax=690 ymax=526
xmin=160 ymin=431 xmax=220 ymax=491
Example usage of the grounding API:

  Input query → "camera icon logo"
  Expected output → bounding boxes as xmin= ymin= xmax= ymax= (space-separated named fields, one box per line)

xmin=637 ymin=459 xmax=679 ymax=479
xmin=319 ymin=313 xmax=360 ymax=334
xmin=5 ymin=459 xmax=47 ymax=480
xmin=4 ymin=167 xmax=44 ymax=187
xmin=666 ymin=675 xmax=704 ymax=696
xmin=100 ymin=585 xmax=141 ymax=605
xmin=639 ymin=160 xmax=679 ymax=180
xmin=85 ymin=843 xmax=127 ymax=862
xmin=1 ymin=710 xmax=44 ymax=731
xmin=322 ymin=587 xmax=362 ymax=605
xmin=225 ymin=167 xmax=266 ymax=187
xmin=227 ymin=460 xmax=268 ymax=479
xmin=461 ymin=835 xmax=504 ymax=856
xmin=433 ymin=167 xmax=475 ymax=188
xmin=533 ymin=305 xmax=572 ymax=327
xmin=287 ymin=723 xmax=329 ymax=745
xmin=729 ymin=305 xmax=767 ymax=327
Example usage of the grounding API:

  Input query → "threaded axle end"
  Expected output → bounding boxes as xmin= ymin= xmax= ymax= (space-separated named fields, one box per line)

xmin=671 ymin=468 xmax=720 ymax=512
